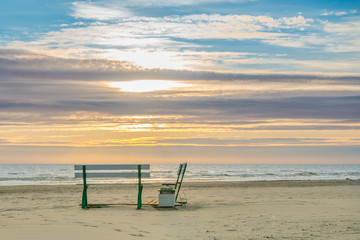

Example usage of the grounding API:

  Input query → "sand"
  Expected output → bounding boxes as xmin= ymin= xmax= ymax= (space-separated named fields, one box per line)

xmin=0 ymin=180 xmax=359 ymax=239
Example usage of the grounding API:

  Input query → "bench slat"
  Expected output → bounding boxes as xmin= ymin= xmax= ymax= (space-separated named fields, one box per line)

xmin=75 ymin=172 xmax=150 ymax=179
xmin=74 ymin=164 xmax=150 ymax=171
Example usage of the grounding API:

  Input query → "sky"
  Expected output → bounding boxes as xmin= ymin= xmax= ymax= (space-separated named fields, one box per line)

xmin=0 ymin=0 xmax=360 ymax=164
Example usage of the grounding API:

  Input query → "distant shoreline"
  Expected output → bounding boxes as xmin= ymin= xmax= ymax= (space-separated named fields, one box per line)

xmin=1 ymin=179 xmax=359 ymax=191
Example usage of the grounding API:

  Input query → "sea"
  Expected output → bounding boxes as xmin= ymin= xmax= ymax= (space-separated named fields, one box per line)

xmin=0 ymin=164 xmax=360 ymax=186
xmin=0 ymin=164 xmax=359 ymax=186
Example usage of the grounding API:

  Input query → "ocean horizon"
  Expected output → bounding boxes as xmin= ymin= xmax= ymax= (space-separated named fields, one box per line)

xmin=1 ymin=164 xmax=359 ymax=186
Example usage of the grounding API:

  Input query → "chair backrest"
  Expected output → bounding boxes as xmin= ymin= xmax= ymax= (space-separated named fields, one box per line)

xmin=175 ymin=163 xmax=187 ymax=202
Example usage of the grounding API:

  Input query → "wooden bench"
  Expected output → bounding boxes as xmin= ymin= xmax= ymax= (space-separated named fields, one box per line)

xmin=74 ymin=164 xmax=150 ymax=209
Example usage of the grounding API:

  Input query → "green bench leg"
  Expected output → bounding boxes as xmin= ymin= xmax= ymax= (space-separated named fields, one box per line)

xmin=137 ymin=164 xmax=142 ymax=209
xmin=82 ymin=185 xmax=88 ymax=209
xmin=82 ymin=165 xmax=88 ymax=209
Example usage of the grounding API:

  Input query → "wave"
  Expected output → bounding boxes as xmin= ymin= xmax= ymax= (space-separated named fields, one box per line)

xmin=292 ymin=172 xmax=319 ymax=176
xmin=0 ymin=176 xmax=74 ymax=182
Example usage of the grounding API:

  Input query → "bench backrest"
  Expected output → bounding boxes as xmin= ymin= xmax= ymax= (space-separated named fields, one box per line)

xmin=74 ymin=164 xmax=150 ymax=179
xmin=75 ymin=164 xmax=150 ymax=209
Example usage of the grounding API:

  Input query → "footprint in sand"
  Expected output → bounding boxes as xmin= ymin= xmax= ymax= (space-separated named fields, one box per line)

xmin=129 ymin=233 xmax=144 ymax=237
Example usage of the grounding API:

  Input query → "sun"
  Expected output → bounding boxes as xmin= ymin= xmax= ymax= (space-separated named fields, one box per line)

xmin=108 ymin=80 xmax=190 ymax=93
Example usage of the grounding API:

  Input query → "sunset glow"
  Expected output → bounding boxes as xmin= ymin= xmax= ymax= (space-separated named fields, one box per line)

xmin=108 ymin=80 xmax=190 ymax=92
xmin=0 ymin=0 xmax=359 ymax=164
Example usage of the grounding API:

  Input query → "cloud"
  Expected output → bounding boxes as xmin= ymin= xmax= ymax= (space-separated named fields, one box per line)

xmin=3 ymin=12 xmax=323 ymax=71
xmin=60 ymin=13 xmax=313 ymax=42
xmin=5 ymin=2 xmax=358 ymax=72
xmin=2 ymin=1 xmax=360 ymax=73
xmin=1 ymin=49 xmax=359 ymax=133
xmin=2 ymin=1 xmax=360 ymax=162
xmin=2 ymin=48 xmax=360 ymax=81
xmin=150 ymin=96 xmax=360 ymax=120
xmin=81 ymin=0 xmax=256 ymax=8
xmin=137 ymin=136 xmax=360 ymax=147
xmin=10 ymin=13 xmax=310 ymax=42
xmin=0 ymin=48 xmax=143 ymax=80
xmin=71 ymin=2 xmax=133 ymax=20
xmin=1 ymin=48 xmax=359 ymax=149
xmin=263 ymin=17 xmax=360 ymax=54
xmin=1 ymin=78 xmax=360 ymax=121
xmin=322 ymin=9 xmax=358 ymax=16
xmin=323 ymin=17 xmax=360 ymax=52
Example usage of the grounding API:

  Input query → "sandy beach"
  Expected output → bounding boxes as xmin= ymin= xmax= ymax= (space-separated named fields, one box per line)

xmin=1 ymin=180 xmax=359 ymax=240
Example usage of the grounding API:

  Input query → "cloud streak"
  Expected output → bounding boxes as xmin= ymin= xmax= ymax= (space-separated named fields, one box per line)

xmin=71 ymin=2 xmax=133 ymax=20
xmin=322 ymin=9 xmax=358 ymax=16
xmin=2 ymin=49 xmax=360 ymax=81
